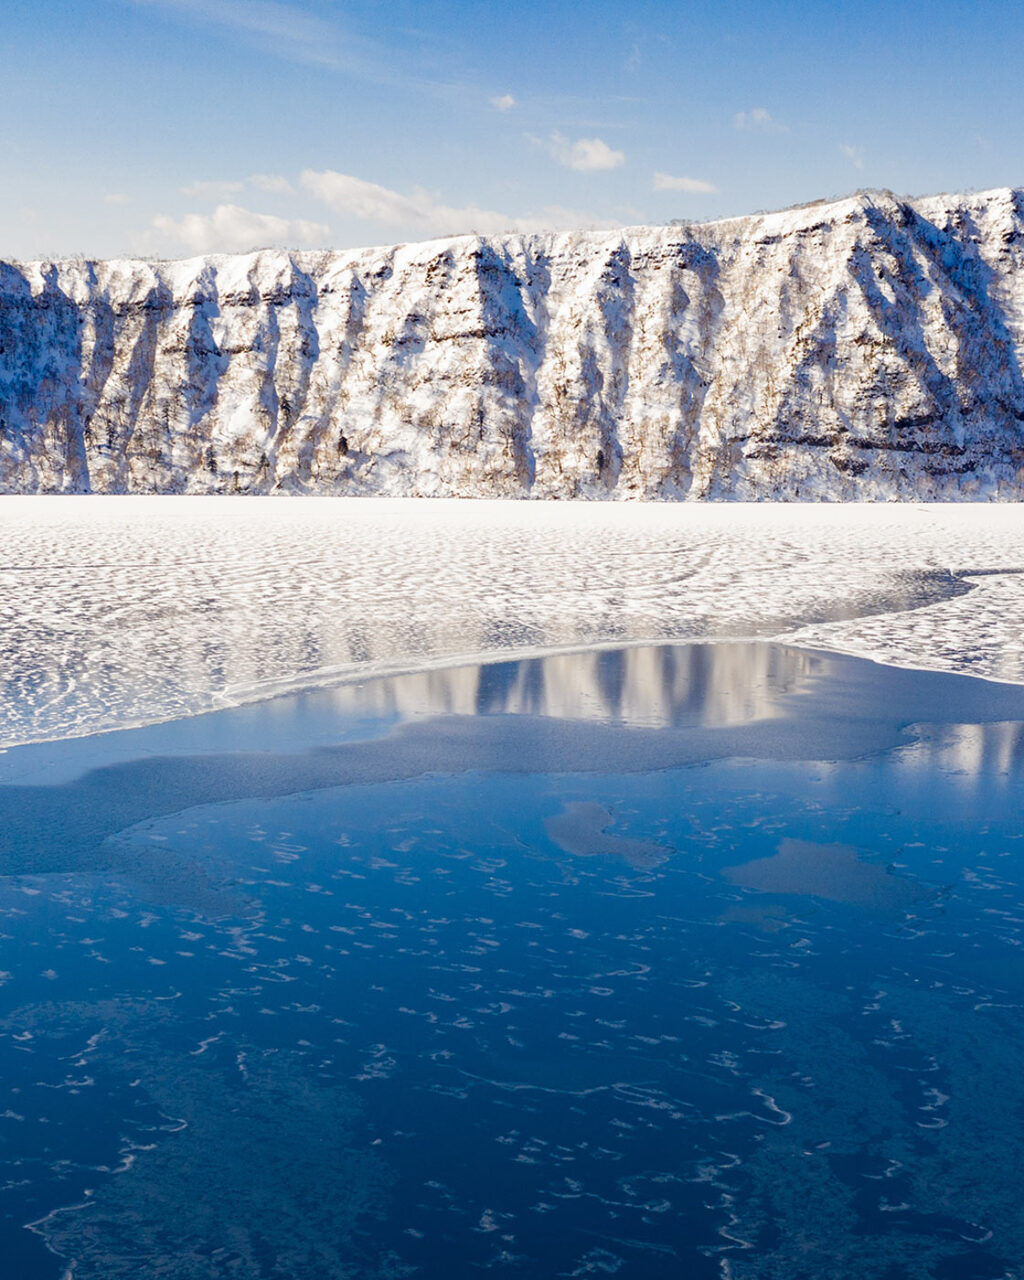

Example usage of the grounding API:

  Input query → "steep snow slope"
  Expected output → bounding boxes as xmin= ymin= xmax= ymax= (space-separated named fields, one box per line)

xmin=4 ymin=187 xmax=1024 ymax=498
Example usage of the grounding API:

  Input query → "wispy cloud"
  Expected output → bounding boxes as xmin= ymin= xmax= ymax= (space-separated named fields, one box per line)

xmin=151 ymin=203 xmax=330 ymax=253
xmin=128 ymin=0 xmax=347 ymax=67
xmin=180 ymin=174 xmax=296 ymax=199
xmin=250 ymin=172 xmax=295 ymax=195
xmin=103 ymin=192 xmax=131 ymax=206
xmin=491 ymin=93 xmax=516 ymax=112
xmin=652 ymin=172 xmax=716 ymax=194
xmin=124 ymin=0 xmax=444 ymax=92
xmin=539 ymin=132 xmax=626 ymax=173
xmin=839 ymin=142 xmax=865 ymax=170
xmin=733 ymin=107 xmax=788 ymax=134
xmin=180 ymin=179 xmax=244 ymax=199
xmin=301 ymin=168 xmax=617 ymax=235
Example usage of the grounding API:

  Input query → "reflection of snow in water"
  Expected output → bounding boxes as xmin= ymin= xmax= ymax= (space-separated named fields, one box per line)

xmin=3 ymin=496 xmax=1024 ymax=747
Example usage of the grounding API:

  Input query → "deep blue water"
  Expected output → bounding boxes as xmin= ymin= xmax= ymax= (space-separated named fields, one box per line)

xmin=2 ymin=643 xmax=1024 ymax=1278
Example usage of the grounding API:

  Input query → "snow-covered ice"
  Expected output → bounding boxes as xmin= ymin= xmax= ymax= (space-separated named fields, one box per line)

xmin=1 ymin=497 xmax=1022 ymax=749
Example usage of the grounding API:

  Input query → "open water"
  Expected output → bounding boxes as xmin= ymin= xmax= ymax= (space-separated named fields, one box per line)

xmin=1 ymin=642 xmax=1023 ymax=1278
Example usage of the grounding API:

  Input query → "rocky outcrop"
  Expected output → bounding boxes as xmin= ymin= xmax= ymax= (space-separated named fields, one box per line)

xmin=4 ymin=186 xmax=1024 ymax=498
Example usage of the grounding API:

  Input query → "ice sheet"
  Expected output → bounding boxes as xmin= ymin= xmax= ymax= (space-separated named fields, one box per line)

xmin=1 ymin=497 xmax=1022 ymax=748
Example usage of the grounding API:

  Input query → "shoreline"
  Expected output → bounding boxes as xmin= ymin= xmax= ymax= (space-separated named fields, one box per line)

xmin=5 ymin=632 xmax=1022 ymax=758
xmin=3 ymin=637 xmax=1024 ymax=799
xmin=3 ymin=498 xmax=1024 ymax=751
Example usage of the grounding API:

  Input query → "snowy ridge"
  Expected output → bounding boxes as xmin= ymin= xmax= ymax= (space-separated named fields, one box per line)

xmin=4 ymin=186 xmax=1024 ymax=497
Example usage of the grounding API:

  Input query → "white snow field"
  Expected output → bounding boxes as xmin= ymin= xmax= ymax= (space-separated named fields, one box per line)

xmin=1 ymin=497 xmax=1023 ymax=750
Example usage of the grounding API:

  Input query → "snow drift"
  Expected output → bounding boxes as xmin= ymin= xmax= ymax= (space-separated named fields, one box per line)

xmin=5 ymin=186 xmax=1024 ymax=498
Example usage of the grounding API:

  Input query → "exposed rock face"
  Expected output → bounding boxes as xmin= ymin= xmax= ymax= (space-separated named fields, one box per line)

xmin=4 ymin=187 xmax=1024 ymax=498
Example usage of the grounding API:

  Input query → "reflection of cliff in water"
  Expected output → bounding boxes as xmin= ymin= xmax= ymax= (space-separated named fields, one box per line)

xmin=310 ymin=643 xmax=821 ymax=729
xmin=898 ymin=720 xmax=1024 ymax=782
xmin=285 ymin=641 xmax=1024 ymax=784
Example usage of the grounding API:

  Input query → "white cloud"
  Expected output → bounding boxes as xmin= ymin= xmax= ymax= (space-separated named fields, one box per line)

xmin=180 ymin=179 xmax=245 ymax=199
xmin=301 ymin=169 xmax=517 ymax=235
xmin=544 ymin=133 xmax=625 ymax=173
xmin=302 ymin=171 xmax=435 ymax=227
xmin=151 ymin=203 xmax=330 ymax=253
xmin=570 ymin=138 xmax=625 ymax=172
xmin=250 ymin=172 xmax=295 ymax=195
xmin=652 ymin=172 xmax=717 ymax=194
xmin=491 ymin=93 xmax=515 ymax=112
xmin=300 ymin=168 xmax=617 ymax=236
xmin=839 ymin=142 xmax=865 ymax=170
xmin=103 ymin=192 xmax=131 ymax=206
xmin=733 ymin=107 xmax=788 ymax=134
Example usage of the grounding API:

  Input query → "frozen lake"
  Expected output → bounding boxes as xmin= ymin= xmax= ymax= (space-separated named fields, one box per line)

xmin=3 ymin=500 xmax=1024 ymax=1276
xmin=2 ymin=643 xmax=1024 ymax=1278
xmin=2 ymin=497 xmax=1024 ymax=748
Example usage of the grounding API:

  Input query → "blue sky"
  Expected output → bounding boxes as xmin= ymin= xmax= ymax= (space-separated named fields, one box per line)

xmin=3 ymin=0 xmax=1022 ymax=258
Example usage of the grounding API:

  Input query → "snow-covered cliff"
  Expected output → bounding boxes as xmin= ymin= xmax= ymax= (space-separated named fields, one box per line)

xmin=5 ymin=186 xmax=1024 ymax=499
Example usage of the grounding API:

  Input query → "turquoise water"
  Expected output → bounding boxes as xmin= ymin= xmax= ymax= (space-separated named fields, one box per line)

xmin=2 ymin=643 xmax=1024 ymax=1278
